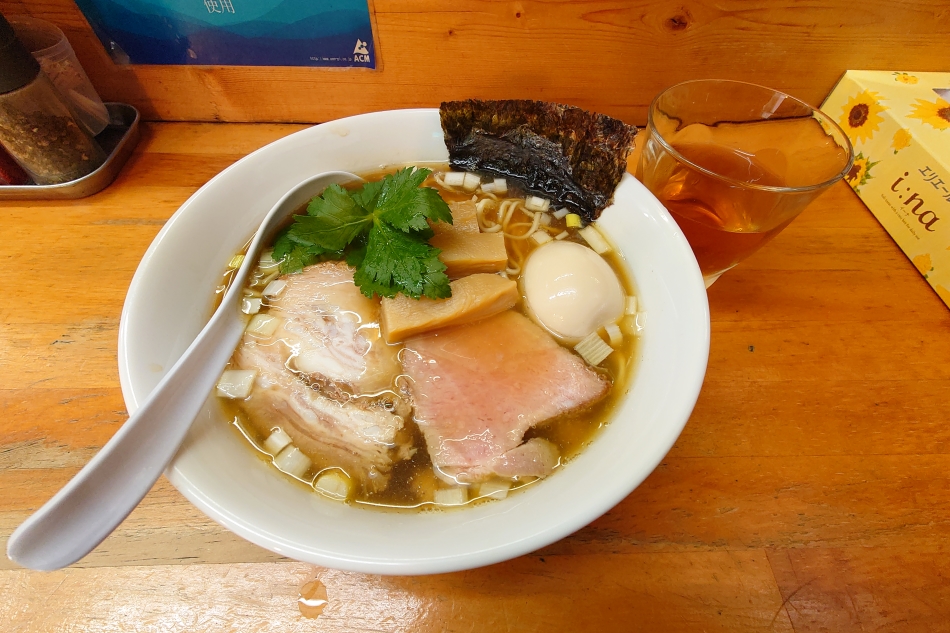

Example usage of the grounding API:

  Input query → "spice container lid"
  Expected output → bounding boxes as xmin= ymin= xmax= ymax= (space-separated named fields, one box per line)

xmin=0 ymin=13 xmax=40 ymax=94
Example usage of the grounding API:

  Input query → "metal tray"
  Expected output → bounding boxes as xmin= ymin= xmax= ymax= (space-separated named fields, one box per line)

xmin=0 ymin=102 xmax=140 ymax=200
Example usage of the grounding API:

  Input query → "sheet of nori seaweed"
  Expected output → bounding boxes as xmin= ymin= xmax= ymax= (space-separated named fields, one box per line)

xmin=440 ymin=100 xmax=636 ymax=220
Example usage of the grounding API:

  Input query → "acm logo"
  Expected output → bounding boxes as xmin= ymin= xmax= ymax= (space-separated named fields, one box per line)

xmin=353 ymin=39 xmax=371 ymax=63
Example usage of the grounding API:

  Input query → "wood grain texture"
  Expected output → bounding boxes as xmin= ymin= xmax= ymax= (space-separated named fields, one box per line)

xmin=767 ymin=547 xmax=950 ymax=632
xmin=0 ymin=0 xmax=948 ymax=123
xmin=0 ymin=556 xmax=794 ymax=632
xmin=2 ymin=122 xmax=950 ymax=630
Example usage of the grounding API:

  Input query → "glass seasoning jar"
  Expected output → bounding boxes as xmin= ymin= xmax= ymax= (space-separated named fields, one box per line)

xmin=11 ymin=17 xmax=111 ymax=137
xmin=0 ymin=13 xmax=105 ymax=185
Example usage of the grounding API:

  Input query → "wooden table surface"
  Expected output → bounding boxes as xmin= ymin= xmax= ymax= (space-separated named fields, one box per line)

xmin=2 ymin=122 xmax=949 ymax=632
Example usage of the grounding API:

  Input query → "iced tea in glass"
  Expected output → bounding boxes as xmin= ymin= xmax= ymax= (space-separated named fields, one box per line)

xmin=637 ymin=80 xmax=854 ymax=287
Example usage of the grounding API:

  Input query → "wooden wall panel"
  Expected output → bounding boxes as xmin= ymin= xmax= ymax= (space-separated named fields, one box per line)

xmin=1 ymin=0 xmax=947 ymax=124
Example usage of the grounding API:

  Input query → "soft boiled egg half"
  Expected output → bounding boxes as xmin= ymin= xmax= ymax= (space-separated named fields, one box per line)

xmin=521 ymin=240 xmax=625 ymax=342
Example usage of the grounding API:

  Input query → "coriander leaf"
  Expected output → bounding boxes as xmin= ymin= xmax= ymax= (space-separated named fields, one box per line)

xmin=278 ymin=242 xmax=336 ymax=274
xmin=278 ymin=244 xmax=317 ymax=274
xmin=417 ymin=187 xmax=454 ymax=224
xmin=375 ymin=167 xmax=453 ymax=232
xmin=274 ymin=231 xmax=324 ymax=274
xmin=306 ymin=183 xmax=357 ymax=218
xmin=350 ymin=178 xmax=384 ymax=210
xmin=412 ymin=224 xmax=435 ymax=241
xmin=291 ymin=185 xmax=371 ymax=251
xmin=385 ymin=165 xmax=430 ymax=194
xmin=417 ymin=249 xmax=453 ymax=300
xmin=272 ymin=230 xmax=297 ymax=262
xmin=345 ymin=239 xmax=367 ymax=269
xmin=268 ymin=168 xmax=454 ymax=300
xmin=352 ymin=267 xmax=397 ymax=300
xmin=276 ymin=226 xmax=352 ymax=273
xmin=356 ymin=221 xmax=450 ymax=299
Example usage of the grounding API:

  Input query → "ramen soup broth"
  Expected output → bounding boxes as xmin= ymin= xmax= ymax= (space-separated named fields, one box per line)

xmin=215 ymin=164 xmax=640 ymax=511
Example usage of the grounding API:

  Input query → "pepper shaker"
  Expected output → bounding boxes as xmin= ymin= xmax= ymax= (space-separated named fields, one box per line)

xmin=0 ymin=13 xmax=105 ymax=185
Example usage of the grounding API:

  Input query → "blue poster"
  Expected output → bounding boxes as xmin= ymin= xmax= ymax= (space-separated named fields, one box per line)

xmin=75 ymin=0 xmax=376 ymax=67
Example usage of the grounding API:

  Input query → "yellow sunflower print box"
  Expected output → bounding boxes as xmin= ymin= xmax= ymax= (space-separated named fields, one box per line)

xmin=823 ymin=70 xmax=950 ymax=309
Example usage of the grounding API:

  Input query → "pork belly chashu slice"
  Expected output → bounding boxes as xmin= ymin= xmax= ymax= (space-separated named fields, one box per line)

xmin=232 ymin=262 xmax=407 ymax=493
xmin=400 ymin=310 xmax=610 ymax=483
xmin=270 ymin=261 xmax=401 ymax=396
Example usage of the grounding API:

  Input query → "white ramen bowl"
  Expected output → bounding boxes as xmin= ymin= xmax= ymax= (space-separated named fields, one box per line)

xmin=118 ymin=109 xmax=709 ymax=575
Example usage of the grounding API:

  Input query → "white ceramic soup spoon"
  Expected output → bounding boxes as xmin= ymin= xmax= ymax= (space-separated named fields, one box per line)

xmin=7 ymin=170 xmax=362 ymax=571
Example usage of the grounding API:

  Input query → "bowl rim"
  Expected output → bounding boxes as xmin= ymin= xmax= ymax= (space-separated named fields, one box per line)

xmin=117 ymin=108 xmax=710 ymax=575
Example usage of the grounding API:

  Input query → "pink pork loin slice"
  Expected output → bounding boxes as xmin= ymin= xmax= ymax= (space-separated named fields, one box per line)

xmin=400 ymin=310 xmax=610 ymax=483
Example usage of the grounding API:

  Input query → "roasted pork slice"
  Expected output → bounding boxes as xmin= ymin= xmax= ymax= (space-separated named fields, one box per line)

xmin=234 ymin=338 xmax=406 ymax=493
xmin=230 ymin=261 xmax=409 ymax=492
xmin=400 ymin=310 xmax=609 ymax=483
xmin=264 ymin=261 xmax=401 ymax=395
xmin=491 ymin=438 xmax=560 ymax=479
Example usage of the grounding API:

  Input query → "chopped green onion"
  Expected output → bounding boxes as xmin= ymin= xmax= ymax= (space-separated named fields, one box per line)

xmin=241 ymin=297 xmax=262 ymax=315
xmin=216 ymin=369 xmax=257 ymax=399
xmin=246 ymin=314 xmax=280 ymax=337
xmin=262 ymin=279 xmax=287 ymax=299
xmin=315 ymin=471 xmax=351 ymax=500
xmin=462 ymin=172 xmax=481 ymax=192
xmin=578 ymin=225 xmax=611 ymax=254
xmin=625 ymin=296 xmax=638 ymax=315
xmin=263 ymin=427 xmax=293 ymax=455
xmin=574 ymin=331 xmax=613 ymax=365
xmin=530 ymin=230 xmax=553 ymax=245
xmin=605 ymin=323 xmax=623 ymax=347
xmin=434 ymin=487 xmax=468 ymax=506
xmin=258 ymin=250 xmax=280 ymax=271
xmin=477 ymin=480 xmax=511 ymax=500
xmin=525 ymin=196 xmax=550 ymax=212
xmin=443 ymin=171 xmax=465 ymax=187
xmin=274 ymin=446 xmax=311 ymax=479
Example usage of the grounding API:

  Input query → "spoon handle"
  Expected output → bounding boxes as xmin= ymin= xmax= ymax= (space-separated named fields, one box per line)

xmin=5 ymin=304 xmax=247 ymax=571
xmin=7 ymin=171 xmax=360 ymax=572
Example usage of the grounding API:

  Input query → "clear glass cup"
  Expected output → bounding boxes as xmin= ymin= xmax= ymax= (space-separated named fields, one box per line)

xmin=636 ymin=79 xmax=854 ymax=287
xmin=11 ymin=17 xmax=110 ymax=137
xmin=0 ymin=71 xmax=107 ymax=185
